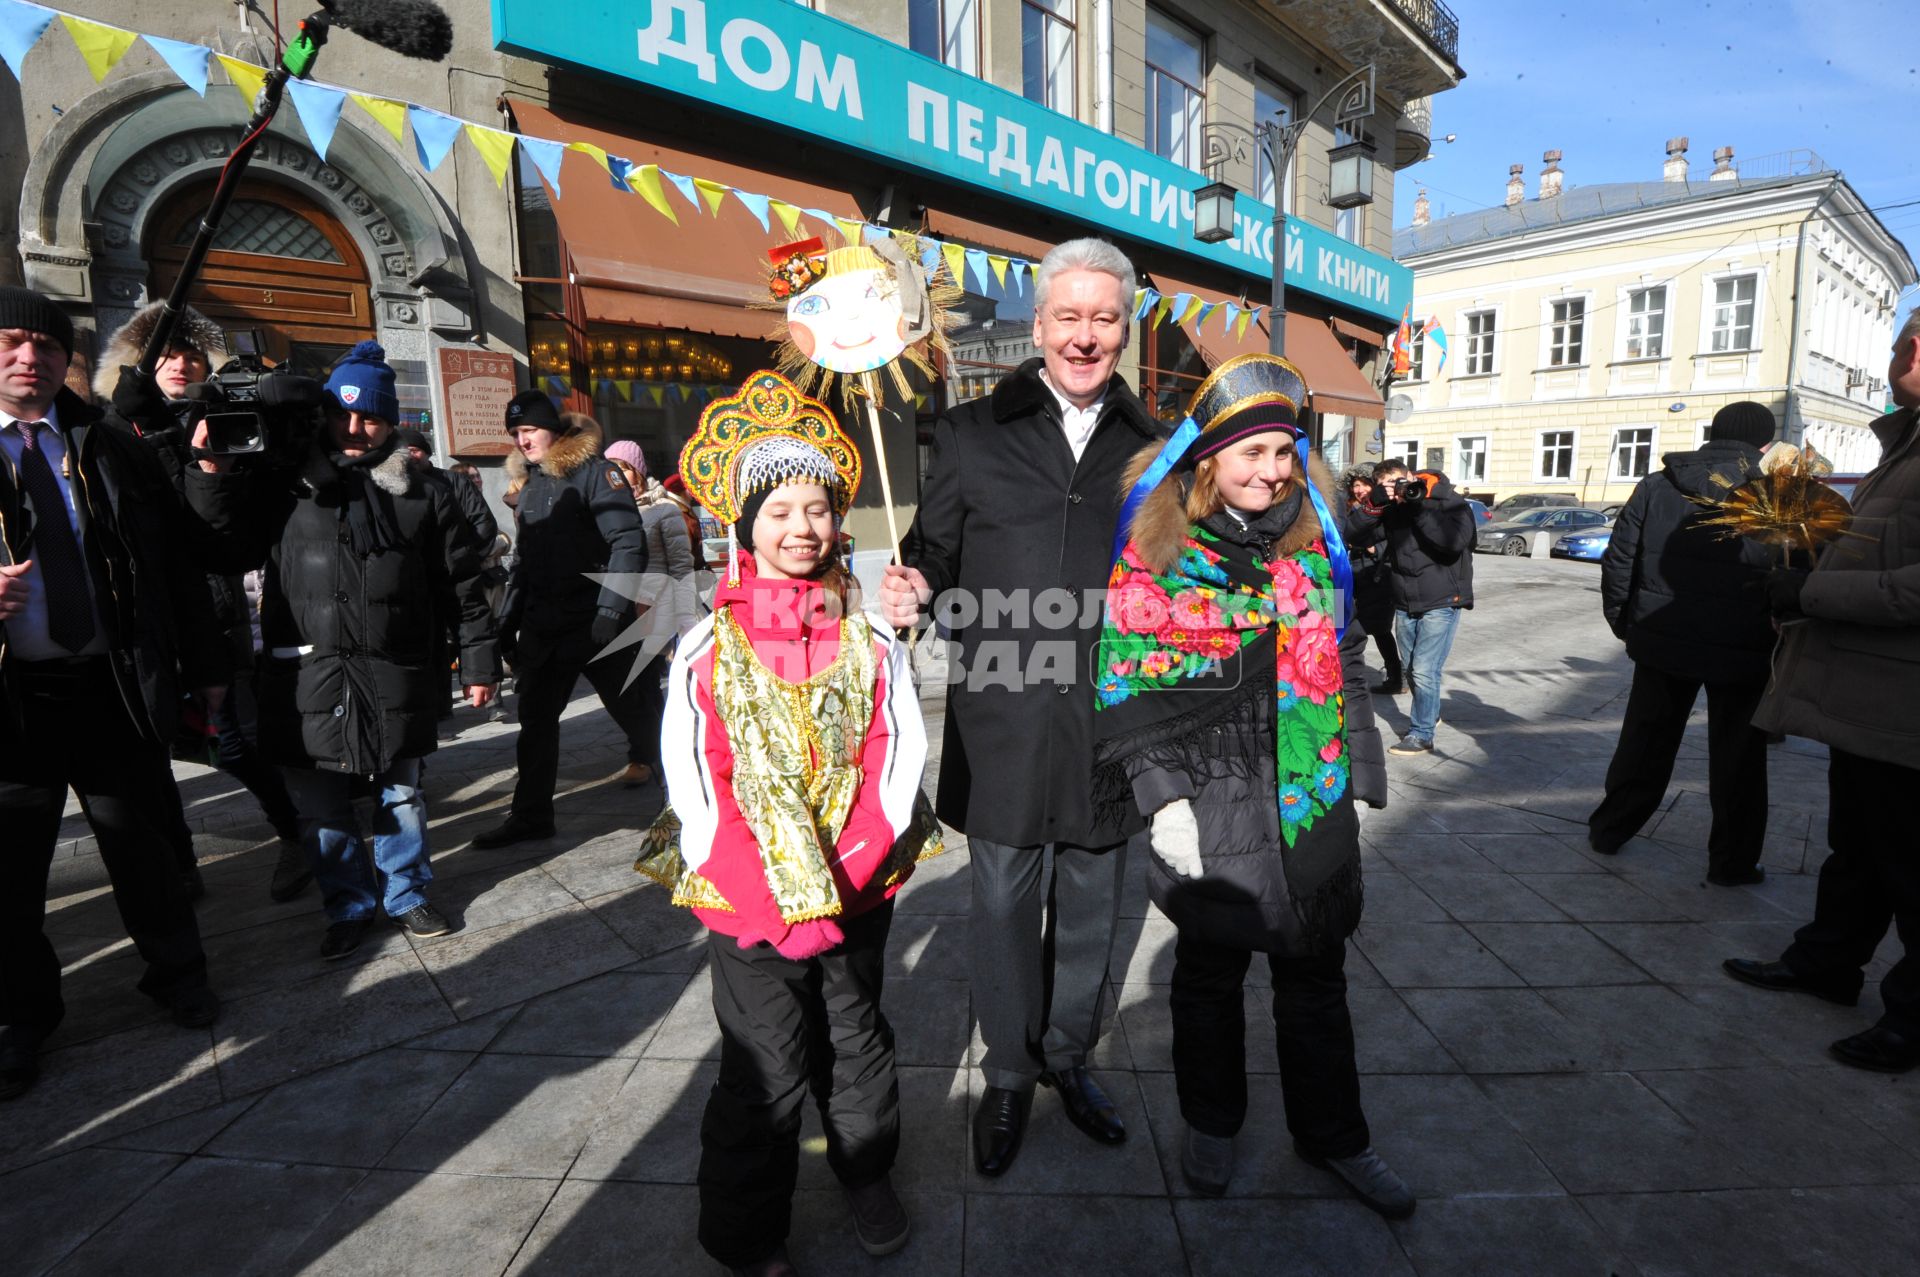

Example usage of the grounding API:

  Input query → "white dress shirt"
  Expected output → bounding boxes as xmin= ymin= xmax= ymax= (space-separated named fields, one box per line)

xmin=1038 ymin=371 xmax=1105 ymax=463
xmin=0 ymin=401 xmax=110 ymax=658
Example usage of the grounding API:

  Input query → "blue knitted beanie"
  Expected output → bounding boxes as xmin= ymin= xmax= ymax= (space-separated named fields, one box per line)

xmin=325 ymin=340 xmax=400 ymax=423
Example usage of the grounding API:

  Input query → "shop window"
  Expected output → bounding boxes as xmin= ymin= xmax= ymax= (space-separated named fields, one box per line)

xmin=1145 ymin=8 xmax=1205 ymax=168
xmin=1022 ymin=0 xmax=1075 ymax=115
xmin=514 ymin=147 xmax=565 ymax=316
xmin=1140 ymin=320 xmax=1208 ymax=422
xmin=943 ymin=238 xmax=1039 ymax=410
xmin=910 ymin=0 xmax=979 ymax=76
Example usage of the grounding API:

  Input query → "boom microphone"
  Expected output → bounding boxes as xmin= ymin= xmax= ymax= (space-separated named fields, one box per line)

xmin=319 ymin=0 xmax=455 ymax=61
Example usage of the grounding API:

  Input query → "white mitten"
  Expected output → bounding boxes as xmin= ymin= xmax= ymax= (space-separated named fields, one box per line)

xmin=1151 ymin=799 xmax=1203 ymax=878
xmin=1355 ymin=802 xmax=1373 ymax=829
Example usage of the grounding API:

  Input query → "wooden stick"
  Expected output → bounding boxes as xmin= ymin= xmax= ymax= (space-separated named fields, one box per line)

xmin=860 ymin=394 xmax=918 ymax=653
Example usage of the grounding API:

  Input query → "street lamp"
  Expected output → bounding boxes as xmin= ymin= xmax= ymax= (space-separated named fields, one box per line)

xmin=1192 ymin=64 xmax=1377 ymax=358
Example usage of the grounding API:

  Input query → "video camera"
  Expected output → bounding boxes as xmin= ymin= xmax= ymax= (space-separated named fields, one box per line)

xmin=188 ymin=332 xmax=329 ymax=457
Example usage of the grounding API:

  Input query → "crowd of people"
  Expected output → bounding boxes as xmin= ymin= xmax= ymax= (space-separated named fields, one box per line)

xmin=0 ymin=233 xmax=1915 ymax=1276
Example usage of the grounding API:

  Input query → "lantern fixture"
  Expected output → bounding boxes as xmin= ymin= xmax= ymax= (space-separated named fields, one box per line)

xmin=1326 ymin=139 xmax=1376 ymax=209
xmin=1192 ymin=180 xmax=1237 ymax=244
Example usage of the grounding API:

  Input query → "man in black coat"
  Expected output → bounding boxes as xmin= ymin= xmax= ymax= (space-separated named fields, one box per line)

xmin=1592 ymin=401 xmax=1778 ymax=883
xmin=1 ymin=288 xmax=228 ymax=1102
xmin=185 ymin=342 xmax=498 ymax=960
xmin=881 ymin=238 xmax=1164 ymax=1176
xmin=1368 ymin=462 xmax=1474 ymax=755
xmin=396 ymin=426 xmax=498 ymax=740
xmin=474 ymin=392 xmax=649 ymax=848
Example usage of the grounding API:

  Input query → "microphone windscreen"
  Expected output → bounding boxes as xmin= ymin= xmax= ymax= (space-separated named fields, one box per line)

xmin=324 ymin=0 xmax=454 ymax=61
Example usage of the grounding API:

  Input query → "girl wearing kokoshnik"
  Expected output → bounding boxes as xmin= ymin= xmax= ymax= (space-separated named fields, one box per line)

xmin=1088 ymin=353 xmax=1413 ymax=1218
xmin=635 ymin=371 xmax=941 ymax=1277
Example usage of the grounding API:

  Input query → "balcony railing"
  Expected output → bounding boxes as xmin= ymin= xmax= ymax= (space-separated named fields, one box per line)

xmin=1390 ymin=0 xmax=1461 ymax=62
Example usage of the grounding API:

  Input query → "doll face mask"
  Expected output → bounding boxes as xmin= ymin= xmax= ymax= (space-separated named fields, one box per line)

xmin=786 ymin=255 xmax=909 ymax=375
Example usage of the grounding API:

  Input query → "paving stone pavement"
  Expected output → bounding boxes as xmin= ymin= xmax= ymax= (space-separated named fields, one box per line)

xmin=8 ymin=557 xmax=1917 ymax=1276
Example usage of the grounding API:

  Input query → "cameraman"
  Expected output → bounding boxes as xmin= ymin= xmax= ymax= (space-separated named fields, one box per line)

xmin=185 ymin=341 xmax=498 ymax=961
xmin=1368 ymin=462 xmax=1475 ymax=755
xmin=99 ymin=304 xmax=308 ymax=903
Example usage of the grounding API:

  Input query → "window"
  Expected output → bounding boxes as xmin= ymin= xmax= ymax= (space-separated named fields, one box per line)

xmin=1388 ymin=438 xmax=1420 ymax=469
xmin=1021 ymin=1 xmax=1076 ymax=115
xmin=1455 ymin=435 xmax=1488 ymax=483
xmin=1626 ymin=286 xmax=1666 ymax=359
xmin=1710 ymin=275 xmax=1757 ymax=352
xmin=1465 ymin=310 xmax=1496 ymax=375
xmin=909 ymin=0 xmax=979 ymax=75
xmin=1145 ymin=9 xmax=1205 ymax=168
xmin=1253 ymin=73 xmax=1296 ymax=211
xmin=1548 ymin=298 xmax=1585 ymax=367
xmin=1613 ymin=426 xmax=1654 ymax=479
xmin=1405 ymin=327 xmax=1426 ymax=380
xmin=1538 ymin=430 xmax=1575 ymax=480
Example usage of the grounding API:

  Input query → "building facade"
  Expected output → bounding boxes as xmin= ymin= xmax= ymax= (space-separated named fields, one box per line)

xmin=3 ymin=0 xmax=1464 ymax=545
xmin=1391 ymin=144 xmax=1914 ymax=506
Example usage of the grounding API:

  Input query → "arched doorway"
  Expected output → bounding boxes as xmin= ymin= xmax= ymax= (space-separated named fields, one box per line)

xmin=147 ymin=178 xmax=375 ymax=378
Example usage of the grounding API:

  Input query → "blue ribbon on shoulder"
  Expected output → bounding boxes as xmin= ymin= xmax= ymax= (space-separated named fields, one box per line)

xmin=1304 ymin=473 xmax=1355 ymax=640
xmin=1110 ymin=416 xmax=1201 ymax=566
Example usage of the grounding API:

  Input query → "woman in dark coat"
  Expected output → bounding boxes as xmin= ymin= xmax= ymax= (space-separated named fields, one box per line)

xmin=1343 ymin=466 xmax=1403 ymax=695
xmin=1090 ymin=354 xmax=1410 ymax=1218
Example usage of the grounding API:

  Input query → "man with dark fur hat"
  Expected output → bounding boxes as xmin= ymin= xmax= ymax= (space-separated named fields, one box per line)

xmin=1592 ymin=400 xmax=1778 ymax=883
xmin=1 ymin=286 xmax=229 ymax=1102
xmin=473 ymin=392 xmax=648 ymax=848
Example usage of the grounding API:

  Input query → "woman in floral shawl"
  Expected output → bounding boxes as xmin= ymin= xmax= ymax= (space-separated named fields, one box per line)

xmin=1089 ymin=353 xmax=1408 ymax=1216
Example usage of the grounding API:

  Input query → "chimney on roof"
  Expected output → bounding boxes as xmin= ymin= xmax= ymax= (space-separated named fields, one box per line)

xmin=1710 ymin=145 xmax=1737 ymax=182
xmin=1412 ymin=188 xmax=1431 ymax=227
xmin=1664 ymin=136 xmax=1690 ymax=183
xmin=1539 ymin=149 xmax=1564 ymax=200
xmin=1506 ymin=164 xmax=1525 ymax=208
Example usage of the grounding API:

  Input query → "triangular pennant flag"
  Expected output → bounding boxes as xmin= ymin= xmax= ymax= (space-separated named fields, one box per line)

xmin=692 ymin=177 xmax=730 ymax=217
xmin=732 ymin=189 xmax=770 ymax=232
xmin=1131 ymin=289 xmax=1150 ymax=323
xmin=409 ymin=105 xmax=464 ymax=172
xmin=545 ymin=375 xmax=567 ymax=396
xmin=1178 ymin=295 xmax=1206 ymax=326
xmin=940 ymin=242 xmax=968 ymax=290
xmin=519 ymin=136 xmax=565 ymax=197
xmin=0 ymin=1 xmax=57 ymax=81
xmin=606 ymin=154 xmax=635 ymax=192
xmin=964 ymin=249 xmax=991 ymax=293
xmin=803 ymin=207 xmax=838 ymax=226
xmin=666 ymin=383 xmax=683 ymax=405
xmin=285 ymin=78 xmax=346 ymax=162
xmin=1223 ymin=302 xmax=1242 ymax=334
xmin=1152 ymin=294 xmax=1174 ymax=327
xmin=59 ymin=14 xmax=135 ymax=84
xmin=647 ymin=386 xmax=665 ymax=406
xmin=351 ymin=93 xmax=408 ymax=145
xmin=215 ymin=54 xmax=268 ymax=111
xmin=464 ymin=124 xmax=515 ymax=188
xmin=768 ymin=199 xmax=803 ymax=237
xmin=1011 ymin=260 xmax=1028 ymax=296
xmin=1169 ymin=293 xmax=1194 ymax=326
xmin=863 ymin=224 xmax=892 ymax=246
xmin=1194 ymin=301 xmax=1218 ymax=330
xmin=143 ymin=34 xmax=209 ymax=96
xmin=627 ymin=165 xmax=678 ymax=224
xmin=613 ymin=380 xmax=633 ymax=401
xmin=568 ymin=140 xmax=610 ymax=172
xmin=662 ymin=170 xmax=701 ymax=210
xmin=987 ymin=255 xmax=1009 ymax=288
xmin=914 ymin=393 xmax=930 ymax=412
xmin=920 ymin=242 xmax=942 ymax=272
xmin=835 ymin=217 xmax=865 ymax=247
xmin=1236 ymin=307 xmax=1257 ymax=338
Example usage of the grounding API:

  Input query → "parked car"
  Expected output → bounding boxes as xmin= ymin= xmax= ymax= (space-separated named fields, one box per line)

xmin=1823 ymin=473 xmax=1866 ymax=504
xmin=1551 ymin=523 xmax=1613 ymax=562
xmin=1466 ymin=498 xmax=1493 ymax=523
xmin=1475 ymin=506 xmax=1612 ymax=556
xmin=1487 ymin=492 xmax=1579 ymax=519
xmin=1599 ymin=502 xmax=1625 ymax=519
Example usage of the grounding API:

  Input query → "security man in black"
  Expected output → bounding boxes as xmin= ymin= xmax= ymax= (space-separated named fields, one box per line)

xmin=475 ymin=392 xmax=649 ymax=847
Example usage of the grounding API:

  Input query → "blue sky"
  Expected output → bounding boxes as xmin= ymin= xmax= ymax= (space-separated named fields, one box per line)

xmin=1392 ymin=0 xmax=1920 ymax=320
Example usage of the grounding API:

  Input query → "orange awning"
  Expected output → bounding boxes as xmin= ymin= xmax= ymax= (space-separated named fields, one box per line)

xmin=508 ymin=98 xmax=868 ymax=337
xmin=1148 ymin=272 xmax=1385 ymax=420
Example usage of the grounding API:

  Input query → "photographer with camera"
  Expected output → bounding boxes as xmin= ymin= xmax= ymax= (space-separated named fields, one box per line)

xmin=2 ymin=287 xmax=228 ymax=1102
xmin=1366 ymin=462 xmax=1475 ymax=755
xmin=98 ymin=304 xmax=309 ymax=903
xmin=184 ymin=341 xmax=498 ymax=961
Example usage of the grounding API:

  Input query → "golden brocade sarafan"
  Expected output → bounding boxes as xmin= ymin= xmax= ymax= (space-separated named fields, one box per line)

xmin=635 ymin=609 xmax=940 ymax=918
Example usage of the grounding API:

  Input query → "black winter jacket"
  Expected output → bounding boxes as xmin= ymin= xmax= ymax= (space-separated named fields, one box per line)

xmin=1 ymin=389 xmax=229 ymax=742
xmin=185 ymin=436 xmax=497 ymax=773
xmin=500 ymin=423 xmax=646 ymax=654
xmin=1376 ymin=476 xmax=1475 ymax=614
xmin=1600 ymin=440 xmax=1776 ymax=683
xmin=906 ymin=358 xmax=1165 ymax=847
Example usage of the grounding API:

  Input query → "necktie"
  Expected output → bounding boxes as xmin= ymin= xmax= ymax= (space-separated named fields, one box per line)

xmin=16 ymin=421 xmax=98 ymax=652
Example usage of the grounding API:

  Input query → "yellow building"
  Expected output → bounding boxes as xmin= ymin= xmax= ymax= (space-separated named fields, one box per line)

xmin=1389 ymin=144 xmax=1914 ymax=503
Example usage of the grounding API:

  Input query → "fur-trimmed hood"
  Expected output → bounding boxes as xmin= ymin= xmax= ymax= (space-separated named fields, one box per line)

xmin=1118 ymin=440 xmax=1342 ymax=574
xmin=504 ymin=415 xmax=603 ymax=484
xmin=93 ymin=303 xmax=229 ymax=399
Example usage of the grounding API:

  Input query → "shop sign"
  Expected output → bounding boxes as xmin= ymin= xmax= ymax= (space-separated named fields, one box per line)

xmin=438 ymin=348 xmax=517 ymax=457
xmin=490 ymin=0 xmax=1411 ymax=322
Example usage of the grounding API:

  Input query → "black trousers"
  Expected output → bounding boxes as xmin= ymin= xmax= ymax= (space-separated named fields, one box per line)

xmin=1783 ymin=751 xmax=1919 ymax=1036
xmin=699 ymin=901 xmax=899 ymax=1267
xmin=1354 ymin=589 xmax=1402 ymax=684
xmin=508 ymin=629 xmax=653 ymax=822
xmin=0 ymin=659 xmax=209 ymax=1049
xmin=1589 ymin=664 xmax=1768 ymax=873
xmin=1169 ymin=929 xmax=1370 ymax=1159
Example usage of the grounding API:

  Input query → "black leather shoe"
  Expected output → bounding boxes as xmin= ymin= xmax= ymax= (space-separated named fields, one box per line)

xmin=472 ymin=813 xmax=555 ymax=850
xmin=1722 ymin=958 xmax=1859 ymax=1006
xmin=395 ymin=903 xmax=454 ymax=938
xmin=971 ymin=1085 xmax=1031 ymax=1177
xmin=0 ymin=1041 xmax=39 ymax=1102
xmin=321 ymin=918 xmax=374 ymax=961
xmin=151 ymin=984 xmax=221 ymax=1029
xmin=1830 ymin=1024 xmax=1920 ymax=1074
xmin=1370 ymin=679 xmax=1404 ymax=696
xmin=1039 ymin=1066 xmax=1126 ymax=1145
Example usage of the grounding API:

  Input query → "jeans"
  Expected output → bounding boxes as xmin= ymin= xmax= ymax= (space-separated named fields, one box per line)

xmin=281 ymin=758 xmax=433 ymax=923
xmin=1394 ymin=607 xmax=1463 ymax=743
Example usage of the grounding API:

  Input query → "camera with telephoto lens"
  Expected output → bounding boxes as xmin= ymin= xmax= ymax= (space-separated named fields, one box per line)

xmin=190 ymin=333 xmax=327 ymax=457
xmin=1395 ymin=477 xmax=1425 ymax=500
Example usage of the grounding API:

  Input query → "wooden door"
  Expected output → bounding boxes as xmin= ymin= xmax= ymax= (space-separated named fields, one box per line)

xmin=148 ymin=180 xmax=375 ymax=379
